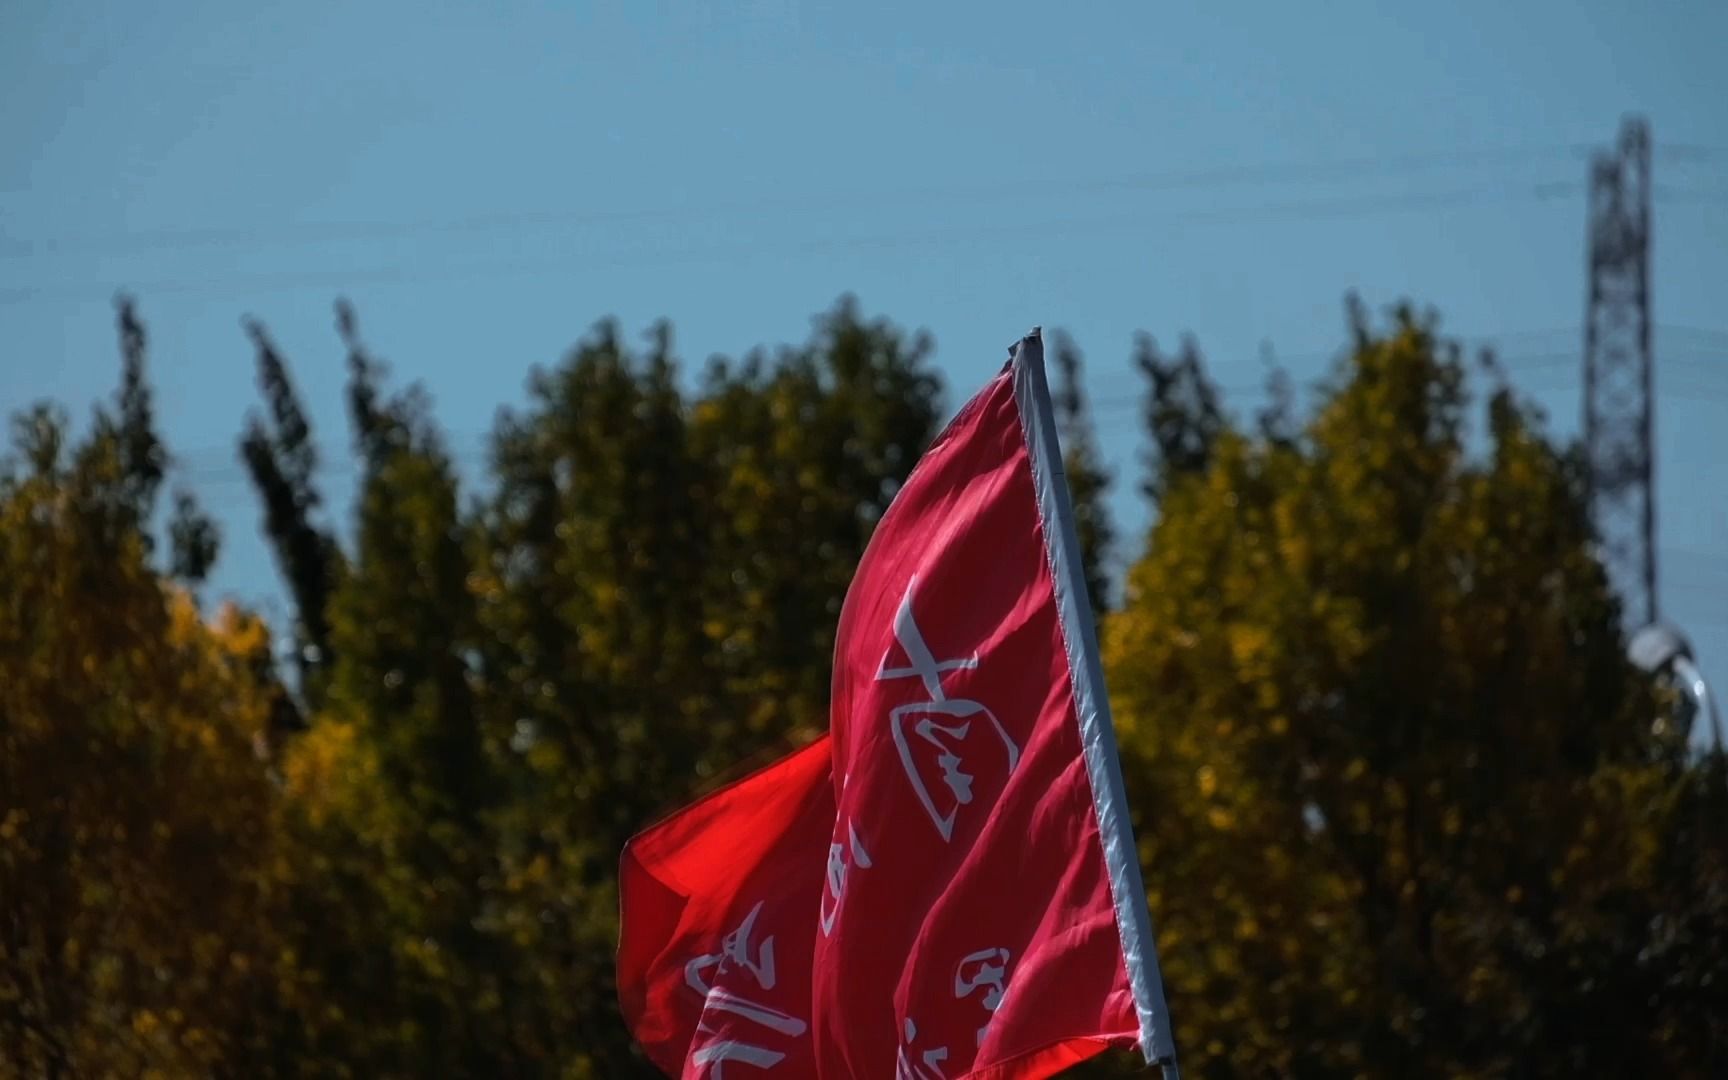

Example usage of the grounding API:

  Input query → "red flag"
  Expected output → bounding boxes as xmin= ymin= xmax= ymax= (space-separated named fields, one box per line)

xmin=619 ymin=331 xmax=1177 ymax=1079
xmin=811 ymin=330 xmax=1174 ymax=1078
xmin=619 ymin=737 xmax=832 ymax=1078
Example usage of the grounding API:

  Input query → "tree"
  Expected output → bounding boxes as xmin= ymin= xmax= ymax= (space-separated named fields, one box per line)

xmin=240 ymin=316 xmax=345 ymax=709
xmin=228 ymin=295 xmax=944 ymax=1076
xmin=1050 ymin=331 xmax=1116 ymax=615
xmin=468 ymin=296 xmax=943 ymax=1073
xmin=1101 ymin=305 xmax=1720 ymax=1077
xmin=0 ymin=303 xmax=287 ymax=1078
xmin=1135 ymin=331 xmax=1224 ymax=502
xmin=470 ymin=311 xmax=715 ymax=1073
xmin=259 ymin=302 xmax=506 ymax=1076
xmin=11 ymin=292 xmax=1724 ymax=1078
xmin=689 ymin=297 xmax=942 ymax=753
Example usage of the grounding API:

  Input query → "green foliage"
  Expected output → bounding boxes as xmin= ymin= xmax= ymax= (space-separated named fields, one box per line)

xmin=478 ymin=298 xmax=941 ymax=1072
xmin=0 ymin=310 xmax=286 ymax=1077
xmin=232 ymin=296 xmax=942 ymax=1076
xmin=4 ymin=295 xmax=1723 ymax=1079
xmin=1135 ymin=330 xmax=1224 ymax=502
xmin=168 ymin=488 xmax=221 ymax=583
xmin=279 ymin=304 xmax=499 ymax=1074
xmin=1100 ymin=307 xmax=1725 ymax=1077
xmin=240 ymin=315 xmax=345 ymax=703
xmin=1050 ymin=331 xmax=1116 ymax=615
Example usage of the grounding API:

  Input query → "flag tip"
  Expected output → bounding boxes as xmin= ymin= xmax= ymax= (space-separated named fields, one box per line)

xmin=1008 ymin=326 xmax=1043 ymax=362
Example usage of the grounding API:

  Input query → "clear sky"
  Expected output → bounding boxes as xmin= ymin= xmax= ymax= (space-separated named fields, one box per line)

xmin=4 ymin=1 xmax=1726 ymax=739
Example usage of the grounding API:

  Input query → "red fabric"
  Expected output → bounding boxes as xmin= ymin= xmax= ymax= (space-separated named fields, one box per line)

xmin=619 ymin=737 xmax=832 ymax=1078
xmin=811 ymin=364 xmax=1136 ymax=1078
xmin=620 ymin=361 xmax=1141 ymax=1079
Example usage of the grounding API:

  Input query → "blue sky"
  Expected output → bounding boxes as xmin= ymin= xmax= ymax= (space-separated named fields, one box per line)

xmin=4 ymin=1 xmax=1726 ymax=737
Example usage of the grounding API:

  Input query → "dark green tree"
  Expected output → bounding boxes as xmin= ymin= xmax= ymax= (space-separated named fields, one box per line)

xmin=1136 ymin=331 xmax=1225 ymax=502
xmin=1050 ymin=330 xmax=1116 ymax=615
xmin=10 ymin=293 xmax=1725 ymax=1079
xmin=1101 ymin=305 xmax=1719 ymax=1077
xmin=240 ymin=316 xmax=345 ymax=704
xmin=468 ymin=297 xmax=943 ymax=1073
xmin=236 ymin=296 xmax=942 ymax=1076
xmin=0 ymin=304 xmax=286 ymax=1078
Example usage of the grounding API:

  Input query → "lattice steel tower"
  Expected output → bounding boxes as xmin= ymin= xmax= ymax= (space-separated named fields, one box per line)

xmin=1584 ymin=117 xmax=1655 ymax=628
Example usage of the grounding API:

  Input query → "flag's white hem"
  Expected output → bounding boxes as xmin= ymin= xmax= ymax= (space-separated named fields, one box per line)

xmin=1010 ymin=330 xmax=1178 ymax=1072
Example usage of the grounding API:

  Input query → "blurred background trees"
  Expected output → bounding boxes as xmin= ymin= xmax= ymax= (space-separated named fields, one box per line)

xmin=1 ymin=295 xmax=1721 ymax=1077
xmin=1098 ymin=308 xmax=1727 ymax=1078
xmin=0 ymin=301 xmax=288 ymax=1076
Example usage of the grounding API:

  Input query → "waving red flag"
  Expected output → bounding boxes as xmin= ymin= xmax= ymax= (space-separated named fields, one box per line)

xmin=619 ymin=737 xmax=832 ymax=1078
xmin=620 ymin=330 xmax=1177 ymax=1079
xmin=811 ymin=330 xmax=1174 ymax=1078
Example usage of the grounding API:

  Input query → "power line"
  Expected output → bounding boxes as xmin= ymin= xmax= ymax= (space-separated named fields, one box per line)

xmin=1085 ymin=347 xmax=1631 ymax=401
xmin=121 ymin=352 xmax=1728 ymax=495
xmin=1654 ymin=186 xmax=1728 ymax=204
xmin=0 ymin=143 xmax=1593 ymax=262
xmin=135 ymin=330 xmax=1724 ymax=481
xmin=1666 ymin=547 xmax=1728 ymax=571
xmin=0 ymin=181 xmax=1586 ymax=309
xmin=1662 ymin=324 xmax=1728 ymax=344
xmin=1504 ymin=349 xmax=1728 ymax=377
xmin=1661 ymin=575 xmax=1728 ymax=600
xmin=1655 ymin=381 xmax=1728 ymax=402
xmin=1657 ymin=143 xmax=1728 ymax=162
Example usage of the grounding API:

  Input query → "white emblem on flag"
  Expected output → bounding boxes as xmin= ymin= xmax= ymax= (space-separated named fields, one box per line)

xmin=685 ymin=901 xmax=808 ymax=1075
xmin=820 ymin=807 xmax=872 ymax=937
xmin=954 ymin=947 xmax=1012 ymax=1046
xmin=876 ymin=578 xmax=1021 ymax=840
xmin=895 ymin=1017 xmax=950 ymax=1080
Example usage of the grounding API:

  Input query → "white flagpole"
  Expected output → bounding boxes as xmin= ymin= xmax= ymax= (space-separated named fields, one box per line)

xmin=1010 ymin=328 xmax=1181 ymax=1080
